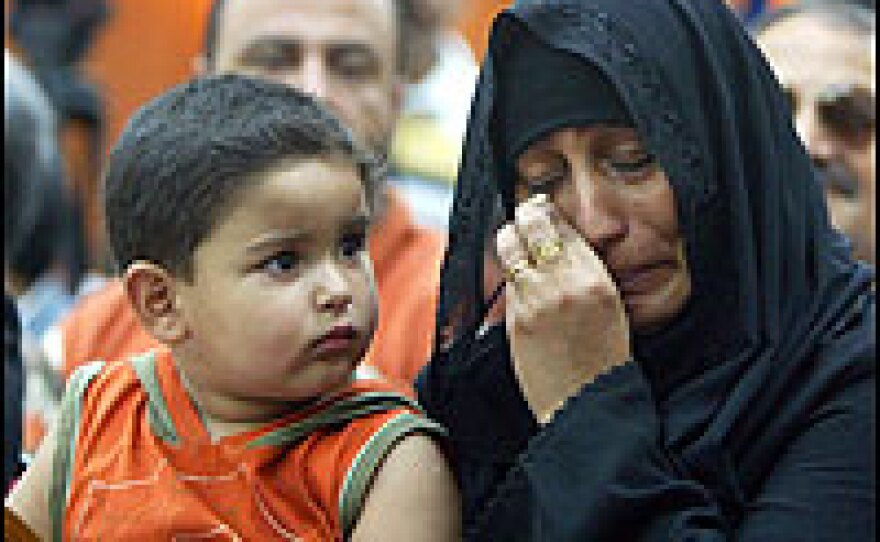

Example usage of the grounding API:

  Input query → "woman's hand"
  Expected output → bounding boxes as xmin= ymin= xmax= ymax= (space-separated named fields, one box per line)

xmin=495 ymin=195 xmax=632 ymax=424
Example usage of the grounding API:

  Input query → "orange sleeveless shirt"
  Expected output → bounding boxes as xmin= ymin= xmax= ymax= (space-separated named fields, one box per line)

xmin=53 ymin=349 xmax=445 ymax=541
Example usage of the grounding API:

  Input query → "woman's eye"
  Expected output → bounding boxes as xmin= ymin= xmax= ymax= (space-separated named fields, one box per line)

xmin=340 ymin=232 xmax=367 ymax=259
xmin=605 ymin=152 xmax=656 ymax=177
xmin=524 ymin=171 xmax=565 ymax=198
xmin=260 ymin=251 xmax=300 ymax=274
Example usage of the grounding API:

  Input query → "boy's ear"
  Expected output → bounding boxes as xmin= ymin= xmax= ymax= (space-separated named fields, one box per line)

xmin=123 ymin=262 xmax=189 ymax=345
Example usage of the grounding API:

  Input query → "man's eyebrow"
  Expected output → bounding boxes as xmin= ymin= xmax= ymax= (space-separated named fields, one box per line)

xmin=325 ymin=41 xmax=381 ymax=58
xmin=237 ymin=36 xmax=301 ymax=54
xmin=326 ymin=41 xmax=376 ymax=51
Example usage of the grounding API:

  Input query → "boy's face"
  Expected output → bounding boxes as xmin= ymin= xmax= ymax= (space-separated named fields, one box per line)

xmin=175 ymin=159 xmax=377 ymax=404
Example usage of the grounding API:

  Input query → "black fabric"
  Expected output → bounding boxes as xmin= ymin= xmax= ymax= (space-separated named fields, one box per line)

xmin=496 ymin=21 xmax=631 ymax=165
xmin=417 ymin=0 xmax=876 ymax=540
xmin=4 ymin=294 xmax=24 ymax=490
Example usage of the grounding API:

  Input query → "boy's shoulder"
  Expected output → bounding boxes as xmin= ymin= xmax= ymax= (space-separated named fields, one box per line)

xmin=250 ymin=364 xmax=437 ymax=452
xmin=282 ymin=365 xmax=448 ymax=538
xmin=67 ymin=349 xmax=176 ymax=449
xmin=73 ymin=348 xmax=164 ymax=404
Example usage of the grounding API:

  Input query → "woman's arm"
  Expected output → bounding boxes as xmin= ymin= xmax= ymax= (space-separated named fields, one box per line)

xmin=466 ymin=360 xmax=730 ymax=541
xmin=466 ymin=360 xmax=874 ymax=541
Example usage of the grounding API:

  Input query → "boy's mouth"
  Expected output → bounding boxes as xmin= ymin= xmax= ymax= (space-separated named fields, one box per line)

xmin=311 ymin=324 xmax=359 ymax=357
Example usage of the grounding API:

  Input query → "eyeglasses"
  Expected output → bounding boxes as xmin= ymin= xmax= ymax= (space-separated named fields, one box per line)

xmin=785 ymin=84 xmax=875 ymax=145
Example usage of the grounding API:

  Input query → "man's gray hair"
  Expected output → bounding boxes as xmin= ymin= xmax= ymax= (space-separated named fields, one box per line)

xmin=750 ymin=0 xmax=875 ymax=37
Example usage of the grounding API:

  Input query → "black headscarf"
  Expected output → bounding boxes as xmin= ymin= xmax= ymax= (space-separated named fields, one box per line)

xmin=495 ymin=23 xmax=631 ymax=166
xmin=421 ymin=0 xmax=875 ymax=527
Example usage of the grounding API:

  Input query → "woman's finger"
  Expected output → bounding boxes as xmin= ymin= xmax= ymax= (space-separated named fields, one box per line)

xmin=495 ymin=223 xmax=532 ymax=286
xmin=514 ymin=195 xmax=567 ymax=270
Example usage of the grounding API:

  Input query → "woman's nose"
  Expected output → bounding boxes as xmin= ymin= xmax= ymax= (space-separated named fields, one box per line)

xmin=569 ymin=169 xmax=628 ymax=252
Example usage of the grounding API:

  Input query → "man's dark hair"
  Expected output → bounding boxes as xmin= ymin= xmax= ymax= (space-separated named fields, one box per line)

xmin=103 ymin=73 xmax=379 ymax=279
xmin=5 ymin=52 xmax=85 ymax=292
xmin=202 ymin=0 xmax=425 ymax=78
xmin=750 ymin=0 xmax=875 ymax=36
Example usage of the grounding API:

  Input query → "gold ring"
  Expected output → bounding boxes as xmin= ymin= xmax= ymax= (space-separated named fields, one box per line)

xmin=531 ymin=239 xmax=565 ymax=267
xmin=504 ymin=259 xmax=531 ymax=283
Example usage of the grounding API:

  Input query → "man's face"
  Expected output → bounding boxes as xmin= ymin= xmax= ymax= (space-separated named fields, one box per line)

xmin=759 ymin=14 xmax=876 ymax=263
xmin=210 ymin=0 xmax=401 ymax=155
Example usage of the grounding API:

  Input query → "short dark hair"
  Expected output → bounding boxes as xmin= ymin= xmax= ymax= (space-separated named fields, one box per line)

xmin=103 ymin=74 xmax=379 ymax=279
xmin=202 ymin=0 xmax=423 ymax=77
xmin=751 ymin=0 xmax=875 ymax=36
xmin=5 ymin=52 xmax=81 ymax=289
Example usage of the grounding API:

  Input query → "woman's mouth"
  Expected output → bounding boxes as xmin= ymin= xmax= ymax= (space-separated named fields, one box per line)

xmin=613 ymin=262 xmax=673 ymax=296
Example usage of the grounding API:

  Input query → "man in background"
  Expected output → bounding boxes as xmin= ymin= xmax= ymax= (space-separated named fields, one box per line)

xmin=58 ymin=0 xmax=447 ymax=388
xmin=756 ymin=0 xmax=875 ymax=264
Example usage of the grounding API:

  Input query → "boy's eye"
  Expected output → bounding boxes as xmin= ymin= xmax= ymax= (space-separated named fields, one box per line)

xmin=260 ymin=251 xmax=300 ymax=274
xmin=340 ymin=231 xmax=367 ymax=259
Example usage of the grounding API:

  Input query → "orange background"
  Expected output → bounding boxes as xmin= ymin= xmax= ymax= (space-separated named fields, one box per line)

xmin=6 ymin=0 xmax=510 ymax=159
xmin=5 ymin=0 xmax=512 ymax=265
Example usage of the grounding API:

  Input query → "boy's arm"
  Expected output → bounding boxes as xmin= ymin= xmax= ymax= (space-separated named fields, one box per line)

xmin=5 ymin=421 xmax=59 ymax=541
xmin=351 ymin=434 xmax=461 ymax=542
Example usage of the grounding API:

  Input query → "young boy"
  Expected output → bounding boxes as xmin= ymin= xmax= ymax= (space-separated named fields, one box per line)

xmin=6 ymin=75 xmax=460 ymax=541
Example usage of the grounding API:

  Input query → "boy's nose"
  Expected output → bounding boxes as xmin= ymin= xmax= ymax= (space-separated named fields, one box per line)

xmin=314 ymin=264 xmax=353 ymax=315
xmin=318 ymin=291 xmax=353 ymax=315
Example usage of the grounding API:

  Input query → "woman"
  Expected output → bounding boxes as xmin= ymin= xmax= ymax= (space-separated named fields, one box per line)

xmin=417 ymin=0 xmax=876 ymax=539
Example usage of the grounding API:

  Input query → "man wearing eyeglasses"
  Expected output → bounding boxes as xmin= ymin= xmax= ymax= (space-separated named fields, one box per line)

xmin=756 ymin=0 xmax=876 ymax=265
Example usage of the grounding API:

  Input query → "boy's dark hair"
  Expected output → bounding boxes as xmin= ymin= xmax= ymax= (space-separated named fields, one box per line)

xmin=103 ymin=73 xmax=379 ymax=279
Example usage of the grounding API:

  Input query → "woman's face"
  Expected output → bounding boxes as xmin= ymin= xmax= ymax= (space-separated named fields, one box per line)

xmin=514 ymin=125 xmax=691 ymax=331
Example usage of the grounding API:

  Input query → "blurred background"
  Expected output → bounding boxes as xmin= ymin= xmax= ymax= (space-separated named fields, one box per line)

xmin=2 ymin=0 xmax=811 ymax=272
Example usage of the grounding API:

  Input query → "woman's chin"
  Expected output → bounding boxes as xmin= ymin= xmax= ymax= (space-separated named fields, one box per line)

xmin=623 ymin=277 xmax=691 ymax=333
